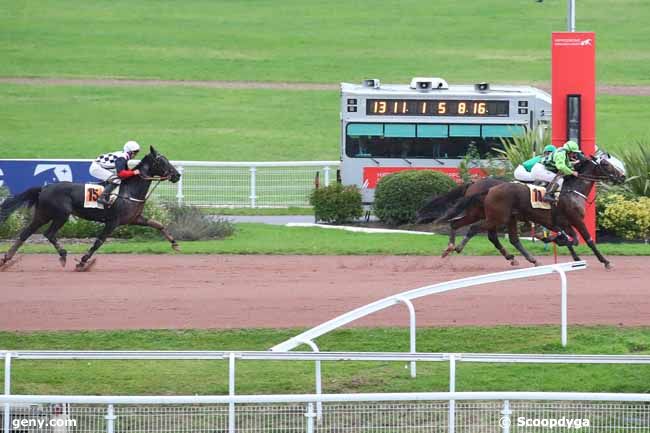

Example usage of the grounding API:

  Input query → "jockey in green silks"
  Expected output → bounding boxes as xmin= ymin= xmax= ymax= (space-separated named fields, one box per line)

xmin=540 ymin=140 xmax=583 ymax=203
xmin=514 ymin=144 xmax=557 ymax=182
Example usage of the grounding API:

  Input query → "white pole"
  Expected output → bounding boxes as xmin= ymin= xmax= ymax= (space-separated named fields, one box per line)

xmin=249 ymin=167 xmax=257 ymax=208
xmin=397 ymin=297 xmax=417 ymax=377
xmin=105 ymin=404 xmax=115 ymax=433
xmin=323 ymin=166 xmax=331 ymax=186
xmin=3 ymin=353 xmax=11 ymax=433
xmin=568 ymin=0 xmax=576 ymax=32
xmin=175 ymin=166 xmax=184 ymax=206
xmin=448 ymin=355 xmax=456 ymax=433
xmin=228 ymin=353 xmax=236 ymax=433
xmin=552 ymin=265 xmax=568 ymax=346
xmin=301 ymin=340 xmax=322 ymax=420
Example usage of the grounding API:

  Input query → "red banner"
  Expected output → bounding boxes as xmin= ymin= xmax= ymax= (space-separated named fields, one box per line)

xmin=363 ymin=167 xmax=484 ymax=189
xmin=552 ymin=32 xmax=596 ymax=240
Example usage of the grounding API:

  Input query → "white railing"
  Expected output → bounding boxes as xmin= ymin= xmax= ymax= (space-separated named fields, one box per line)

xmin=3 ymin=350 xmax=650 ymax=433
xmin=162 ymin=160 xmax=340 ymax=208
xmin=271 ymin=261 xmax=586 ymax=377
xmin=2 ymin=392 xmax=650 ymax=433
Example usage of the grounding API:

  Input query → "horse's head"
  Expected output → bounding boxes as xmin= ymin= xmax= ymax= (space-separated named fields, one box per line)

xmin=137 ymin=146 xmax=181 ymax=183
xmin=591 ymin=150 xmax=626 ymax=185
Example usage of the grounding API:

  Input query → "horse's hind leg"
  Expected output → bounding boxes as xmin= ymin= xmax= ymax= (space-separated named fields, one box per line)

xmin=486 ymin=228 xmax=518 ymax=266
xmin=507 ymin=219 xmax=539 ymax=266
xmin=132 ymin=215 xmax=179 ymax=251
xmin=43 ymin=217 xmax=69 ymax=267
xmin=454 ymin=222 xmax=483 ymax=254
xmin=76 ymin=222 xmax=117 ymax=271
xmin=441 ymin=227 xmax=457 ymax=258
xmin=0 ymin=214 xmax=50 ymax=268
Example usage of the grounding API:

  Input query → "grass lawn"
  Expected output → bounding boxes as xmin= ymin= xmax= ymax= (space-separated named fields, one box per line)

xmin=1 ymin=84 xmax=649 ymax=160
xmin=2 ymin=0 xmax=649 ymax=85
xmin=1 ymin=327 xmax=649 ymax=395
xmin=1 ymin=224 xmax=648 ymax=256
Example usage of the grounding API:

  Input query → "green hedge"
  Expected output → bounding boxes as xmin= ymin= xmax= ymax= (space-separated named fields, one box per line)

xmin=309 ymin=184 xmax=363 ymax=224
xmin=373 ymin=170 xmax=457 ymax=226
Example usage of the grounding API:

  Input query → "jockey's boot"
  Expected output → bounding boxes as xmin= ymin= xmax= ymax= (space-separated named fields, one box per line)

xmin=542 ymin=178 xmax=560 ymax=204
xmin=98 ymin=183 xmax=117 ymax=207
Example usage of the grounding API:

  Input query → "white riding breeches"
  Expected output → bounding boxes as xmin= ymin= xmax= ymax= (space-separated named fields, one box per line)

xmin=513 ymin=165 xmax=535 ymax=182
xmin=531 ymin=163 xmax=563 ymax=187
xmin=89 ymin=162 xmax=120 ymax=184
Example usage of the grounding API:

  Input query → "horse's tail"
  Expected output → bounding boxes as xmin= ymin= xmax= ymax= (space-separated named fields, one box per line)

xmin=436 ymin=190 xmax=487 ymax=224
xmin=415 ymin=183 xmax=472 ymax=224
xmin=0 ymin=187 xmax=41 ymax=225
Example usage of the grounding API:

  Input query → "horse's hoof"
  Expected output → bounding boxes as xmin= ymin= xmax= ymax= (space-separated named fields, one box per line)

xmin=510 ymin=259 xmax=519 ymax=266
xmin=441 ymin=245 xmax=455 ymax=258
xmin=604 ymin=262 xmax=612 ymax=270
xmin=0 ymin=256 xmax=20 ymax=272
xmin=172 ymin=243 xmax=180 ymax=252
xmin=532 ymin=260 xmax=540 ymax=267
xmin=59 ymin=256 xmax=67 ymax=268
xmin=75 ymin=258 xmax=96 ymax=272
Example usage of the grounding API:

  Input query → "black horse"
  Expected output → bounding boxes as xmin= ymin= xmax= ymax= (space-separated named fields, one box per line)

xmin=0 ymin=146 xmax=181 ymax=271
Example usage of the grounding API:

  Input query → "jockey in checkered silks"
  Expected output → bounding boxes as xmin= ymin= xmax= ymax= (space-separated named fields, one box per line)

xmin=88 ymin=140 xmax=141 ymax=206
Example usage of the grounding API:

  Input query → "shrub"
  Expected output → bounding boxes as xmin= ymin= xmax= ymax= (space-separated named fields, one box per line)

xmin=309 ymin=184 xmax=363 ymax=224
xmin=164 ymin=203 xmax=235 ymax=240
xmin=373 ymin=170 xmax=456 ymax=226
xmin=599 ymin=193 xmax=650 ymax=241
xmin=619 ymin=140 xmax=650 ymax=197
xmin=495 ymin=125 xmax=551 ymax=169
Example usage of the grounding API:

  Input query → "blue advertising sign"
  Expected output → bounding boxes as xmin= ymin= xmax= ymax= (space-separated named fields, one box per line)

xmin=0 ymin=160 xmax=94 ymax=195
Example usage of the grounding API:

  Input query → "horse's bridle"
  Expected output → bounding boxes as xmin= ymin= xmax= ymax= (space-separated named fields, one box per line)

xmin=138 ymin=154 xmax=174 ymax=181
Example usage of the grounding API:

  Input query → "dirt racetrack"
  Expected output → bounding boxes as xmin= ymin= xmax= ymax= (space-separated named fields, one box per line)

xmin=0 ymin=254 xmax=647 ymax=331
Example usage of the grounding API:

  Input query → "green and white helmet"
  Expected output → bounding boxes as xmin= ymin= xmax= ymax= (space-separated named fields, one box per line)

xmin=563 ymin=141 xmax=581 ymax=153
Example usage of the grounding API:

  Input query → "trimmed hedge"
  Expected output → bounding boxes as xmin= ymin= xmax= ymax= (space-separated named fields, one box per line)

xmin=373 ymin=170 xmax=457 ymax=226
xmin=599 ymin=193 xmax=650 ymax=241
xmin=309 ymin=184 xmax=363 ymax=224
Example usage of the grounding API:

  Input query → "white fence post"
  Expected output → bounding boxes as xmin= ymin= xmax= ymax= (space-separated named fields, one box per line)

xmin=3 ymin=353 xmax=11 ymax=433
xmin=229 ymin=353 xmax=236 ymax=433
xmin=501 ymin=400 xmax=512 ymax=433
xmin=105 ymin=404 xmax=115 ymax=433
xmin=323 ymin=166 xmax=331 ymax=186
xmin=448 ymin=354 xmax=456 ymax=433
xmin=175 ymin=165 xmax=184 ymax=206
xmin=300 ymin=340 xmax=322 ymax=421
xmin=305 ymin=403 xmax=316 ymax=433
xmin=249 ymin=166 xmax=257 ymax=208
xmin=396 ymin=297 xmax=417 ymax=378
xmin=552 ymin=265 xmax=568 ymax=347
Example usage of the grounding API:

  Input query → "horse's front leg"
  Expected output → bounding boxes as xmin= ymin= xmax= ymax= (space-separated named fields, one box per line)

xmin=133 ymin=215 xmax=179 ymax=251
xmin=572 ymin=220 xmax=611 ymax=269
xmin=76 ymin=222 xmax=118 ymax=271
xmin=441 ymin=225 xmax=456 ymax=258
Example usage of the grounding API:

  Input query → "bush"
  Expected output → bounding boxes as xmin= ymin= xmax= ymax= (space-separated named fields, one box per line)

xmin=164 ymin=203 xmax=235 ymax=240
xmin=599 ymin=193 xmax=650 ymax=241
xmin=309 ymin=184 xmax=363 ymax=224
xmin=619 ymin=140 xmax=650 ymax=197
xmin=373 ymin=170 xmax=457 ymax=226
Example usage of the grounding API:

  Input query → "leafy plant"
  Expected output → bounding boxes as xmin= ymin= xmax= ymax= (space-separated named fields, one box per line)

xmin=164 ymin=202 xmax=235 ymax=240
xmin=618 ymin=140 xmax=650 ymax=197
xmin=495 ymin=125 xmax=551 ymax=169
xmin=373 ymin=170 xmax=456 ymax=226
xmin=309 ymin=183 xmax=363 ymax=224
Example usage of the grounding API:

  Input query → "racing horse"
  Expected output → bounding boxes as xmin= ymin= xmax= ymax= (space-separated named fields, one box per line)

xmin=416 ymin=177 xmax=507 ymax=258
xmin=0 ymin=146 xmax=181 ymax=271
xmin=441 ymin=151 xmax=626 ymax=268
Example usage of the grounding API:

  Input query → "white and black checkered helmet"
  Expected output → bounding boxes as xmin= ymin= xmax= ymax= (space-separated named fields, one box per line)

xmin=123 ymin=140 xmax=140 ymax=156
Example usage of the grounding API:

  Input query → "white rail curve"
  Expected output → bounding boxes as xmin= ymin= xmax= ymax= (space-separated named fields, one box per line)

xmin=271 ymin=261 xmax=586 ymax=355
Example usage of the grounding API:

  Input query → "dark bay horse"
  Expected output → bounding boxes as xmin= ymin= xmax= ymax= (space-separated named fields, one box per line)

xmin=444 ymin=152 xmax=626 ymax=268
xmin=416 ymin=177 xmax=507 ymax=257
xmin=0 ymin=146 xmax=181 ymax=271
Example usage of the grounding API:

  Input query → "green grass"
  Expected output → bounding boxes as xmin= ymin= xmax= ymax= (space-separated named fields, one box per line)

xmin=2 ymin=0 xmax=650 ymax=85
xmin=1 ymin=327 xmax=649 ymax=395
xmin=2 ymin=224 xmax=649 ymax=256
xmin=1 ymin=84 xmax=649 ymax=160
